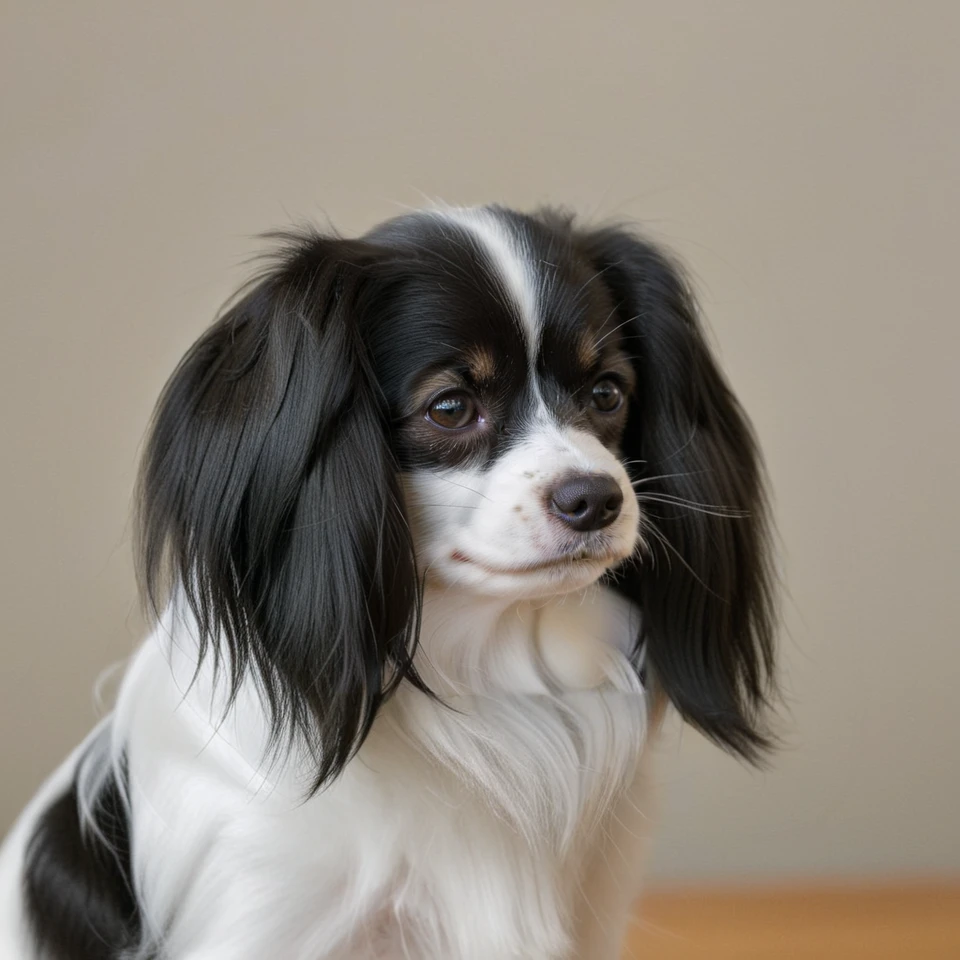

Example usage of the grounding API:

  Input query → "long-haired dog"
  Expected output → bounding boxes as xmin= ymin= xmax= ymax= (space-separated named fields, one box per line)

xmin=0 ymin=205 xmax=775 ymax=959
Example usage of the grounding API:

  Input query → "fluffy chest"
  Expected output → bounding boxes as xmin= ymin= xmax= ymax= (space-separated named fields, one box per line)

xmin=126 ymin=587 xmax=648 ymax=959
xmin=309 ymin=587 xmax=649 ymax=958
xmin=216 ymin=694 xmax=647 ymax=959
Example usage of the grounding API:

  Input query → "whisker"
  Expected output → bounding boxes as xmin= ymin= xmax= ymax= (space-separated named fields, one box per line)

xmin=636 ymin=493 xmax=747 ymax=518
xmin=662 ymin=425 xmax=699 ymax=462
xmin=434 ymin=475 xmax=494 ymax=502
xmin=571 ymin=262 xmax=615 ymax=306
xmin=628 ymin=471 xmax=703 ymax=487
xmin=635 ymin=488 xmax=742 ymax=507
xmin=594 ymin=312 xmax=643 ymax=350
xmin=638 ymin=520 xmax=672 ymax=573
xmin=641 ymin=516 xmax=726 ymax=600
xmin=413 ymin=502 xmax=482 ymax=510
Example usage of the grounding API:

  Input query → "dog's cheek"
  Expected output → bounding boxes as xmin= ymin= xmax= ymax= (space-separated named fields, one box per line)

xmin=401 ymin=467 xmax=490 ymax=550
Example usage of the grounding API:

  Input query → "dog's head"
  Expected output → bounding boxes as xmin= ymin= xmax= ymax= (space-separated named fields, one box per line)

xmin=138 ymin=205 xmax=775 ymax=788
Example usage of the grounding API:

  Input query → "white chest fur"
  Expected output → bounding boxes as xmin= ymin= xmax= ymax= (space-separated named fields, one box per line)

xmin=114 ymin=585 xmax=650 ymax=959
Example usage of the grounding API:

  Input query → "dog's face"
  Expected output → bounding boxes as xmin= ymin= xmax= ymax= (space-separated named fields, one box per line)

xmin=363 ymin=208 xmax=640 ymax=599
xmin=138 ymin=205 xmax=775 ymax=789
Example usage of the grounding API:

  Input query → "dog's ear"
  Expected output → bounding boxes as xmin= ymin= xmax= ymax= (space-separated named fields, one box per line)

xmin=137 ymin=231 xmax=422 ymax=790
xmin=579 ymin=226 xmax=776 ymax=762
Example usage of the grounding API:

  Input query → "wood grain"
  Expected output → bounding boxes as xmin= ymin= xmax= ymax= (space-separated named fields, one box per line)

xmin=625 ymin=883 xmax=960 ymax=959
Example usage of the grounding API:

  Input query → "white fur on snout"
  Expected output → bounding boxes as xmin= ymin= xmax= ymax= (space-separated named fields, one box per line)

xmin=405 ymin=421 xmax=641 ymax=599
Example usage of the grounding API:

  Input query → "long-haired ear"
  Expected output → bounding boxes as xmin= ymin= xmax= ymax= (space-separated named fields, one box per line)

xmin=136 ymin=230 xmax=422 ymax=791
xmin=579 ymin=226 xmax=777 ymax=762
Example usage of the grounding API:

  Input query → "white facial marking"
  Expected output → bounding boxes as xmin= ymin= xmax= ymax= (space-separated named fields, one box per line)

xmin=405 ymin=206 xmax=638 ymax=600
xmin=404 ymin=421 xmax=641 ymax=601
xmin=434 ymin=206 xmax=542 ymax=366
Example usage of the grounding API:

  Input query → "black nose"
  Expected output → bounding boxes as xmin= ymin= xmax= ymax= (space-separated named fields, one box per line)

xmin=549 ymin=473 xmax=624 ymax=532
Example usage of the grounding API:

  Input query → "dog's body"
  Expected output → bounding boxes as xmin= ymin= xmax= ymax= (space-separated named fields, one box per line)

xmin=0 ymin=205 xmax=774 ymax=959
xmin=2 ymin=589 xmax=656 ymax=959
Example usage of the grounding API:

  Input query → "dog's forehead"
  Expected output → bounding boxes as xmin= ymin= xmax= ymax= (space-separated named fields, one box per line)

xmin=367 ymin=206 xmax=617 ymax=385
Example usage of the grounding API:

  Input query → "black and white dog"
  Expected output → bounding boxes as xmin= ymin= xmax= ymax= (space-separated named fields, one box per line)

xmin=0 ymin=205 xmax=775 ymax=959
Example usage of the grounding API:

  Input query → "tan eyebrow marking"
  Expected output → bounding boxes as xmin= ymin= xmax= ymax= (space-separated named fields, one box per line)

xmin=577 ymin=338 xmax=600 ymax=370
xmin=465 ymin=346 xmax=496 ymax=382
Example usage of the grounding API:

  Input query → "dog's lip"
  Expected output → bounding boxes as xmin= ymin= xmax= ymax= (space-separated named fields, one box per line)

xmin=449 ymin=549 xmax=619 ymax=576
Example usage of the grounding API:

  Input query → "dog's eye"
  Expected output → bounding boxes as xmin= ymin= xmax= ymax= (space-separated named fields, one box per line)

xmin=590 ymin=378 xmax=623 ymax=413
xmin=426 ymin=391 xmax=480 ymax=430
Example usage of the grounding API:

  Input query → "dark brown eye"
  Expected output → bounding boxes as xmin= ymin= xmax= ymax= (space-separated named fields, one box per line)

xmin=591 ymin=378 xmax=623 ymax=413
xmin=426 ymin=391 xmax=479 ymax=430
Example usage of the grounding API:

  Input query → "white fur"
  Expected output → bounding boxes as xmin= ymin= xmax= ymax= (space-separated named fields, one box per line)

xmin=419 ymin=209 xmax=640 ymax=600
xmin=0 ymin=206 xmax=658 ymax=959
xmin=404 ymin=420 xmax=640 ymax=601
xmin=0 ymin=585 xmax=655 ymax=960
xmin=436 ymin=206 xmax=542 ymax=362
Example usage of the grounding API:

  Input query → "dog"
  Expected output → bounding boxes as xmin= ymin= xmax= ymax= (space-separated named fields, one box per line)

xmin=0 ymin=205 xmax=775 ymax=959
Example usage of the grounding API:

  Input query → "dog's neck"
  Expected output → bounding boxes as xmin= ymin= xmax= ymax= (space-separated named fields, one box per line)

xmin=414 ymin=580 xmax=642 ymax=697
xmin=376 ymin=582 xmax=648 ymax=849
xmin=150 ymin=582 xmax=646 ymax=807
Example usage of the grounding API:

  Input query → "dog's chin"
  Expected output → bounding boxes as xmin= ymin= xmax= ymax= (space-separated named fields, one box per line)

xmin=427 ymin=549 xmax=627 ymax=600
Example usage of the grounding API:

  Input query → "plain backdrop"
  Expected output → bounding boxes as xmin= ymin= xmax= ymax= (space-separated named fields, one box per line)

xmin=2 ymin=1 xmax=958 ymax=885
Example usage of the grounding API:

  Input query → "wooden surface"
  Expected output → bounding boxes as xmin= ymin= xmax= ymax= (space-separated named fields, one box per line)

xmin=625 ymin=883 xmax=960 ymax=959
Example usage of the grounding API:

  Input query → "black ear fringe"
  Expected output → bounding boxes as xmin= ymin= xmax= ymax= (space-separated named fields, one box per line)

xmin=135 ymin=230 xmax=426 ymax=792
xmin=577 ymin=223 xmax=778 ymax=764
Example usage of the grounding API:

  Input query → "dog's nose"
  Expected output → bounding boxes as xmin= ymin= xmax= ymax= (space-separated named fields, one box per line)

xmin=549 ymin=473 xmax=624 ymax=532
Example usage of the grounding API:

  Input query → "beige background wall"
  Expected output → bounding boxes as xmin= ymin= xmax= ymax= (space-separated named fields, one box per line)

xmin=2 ymin=2 xmax=958 ymax=883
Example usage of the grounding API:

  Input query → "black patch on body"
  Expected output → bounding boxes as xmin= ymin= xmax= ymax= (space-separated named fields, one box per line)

xmin=23 ymin=741 xmax=143 ymax=959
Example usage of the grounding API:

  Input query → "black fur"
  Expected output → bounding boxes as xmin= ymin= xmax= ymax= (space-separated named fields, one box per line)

xmin=23 ymin=742 xmax=141 ymax=959
xmin=20 ymin=207 xmax=775 ymax=959
xmin=138 ymin=209 xmax=775 ymax=786
xmin=577 ymin=223 xmax=777 ymax=760
xmin=134 ymin=209 xmax=775 ymax=802
xmin=136 ymin=234 xmax=427 ymax=793
xmin=363 ymin=216 xmax=532 ymax=468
